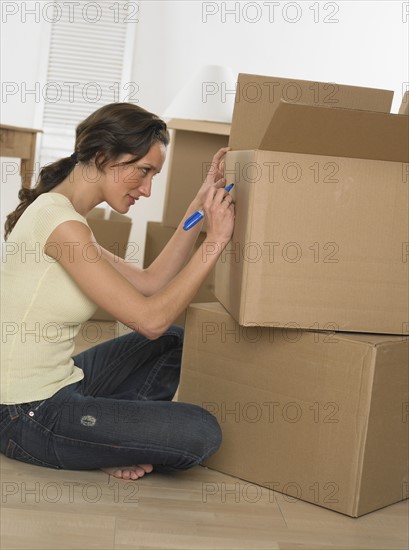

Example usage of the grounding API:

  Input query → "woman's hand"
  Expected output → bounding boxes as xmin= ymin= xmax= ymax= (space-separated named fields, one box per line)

xmin=203 ymin=185 xmax=235 ymax=245
xmin=193 ymin=147 xmax=231 ymax=208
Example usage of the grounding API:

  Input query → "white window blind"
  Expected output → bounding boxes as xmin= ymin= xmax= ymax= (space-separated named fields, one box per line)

xmin=40 ymin=0 xmax=137 ymax=166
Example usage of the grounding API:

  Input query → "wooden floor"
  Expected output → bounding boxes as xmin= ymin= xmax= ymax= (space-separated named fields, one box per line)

xmin=1 ymin=320 xmax=408 ymax=550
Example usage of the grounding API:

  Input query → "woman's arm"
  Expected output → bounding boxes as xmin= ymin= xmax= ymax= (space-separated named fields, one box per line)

xmin=45 ymin=185 xmax=234 ymax=339
xmin=99 ymin=147 xmax=230 ymax=296
xmin=99 ymin=199 xmax=206 ymax=297
xmin=143 ymin=146 xmax=230 ymax=290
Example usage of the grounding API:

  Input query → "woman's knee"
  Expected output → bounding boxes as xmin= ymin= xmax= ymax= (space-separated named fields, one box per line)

xmin=181 ymin=404 xmax=222 ymax=462
xmin=199 ymin=407 xmax=222 ymax=459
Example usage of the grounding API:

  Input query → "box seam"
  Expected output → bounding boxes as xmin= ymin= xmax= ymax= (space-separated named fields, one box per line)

xmin=351 ymin=347 xmax=377 ymax=516
xmin=241 ymin=150 xmax=257 ymax=322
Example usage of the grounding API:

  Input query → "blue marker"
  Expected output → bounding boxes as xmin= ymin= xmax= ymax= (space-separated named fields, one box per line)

xmin=183 ymin=184 xmax=235 ymax=231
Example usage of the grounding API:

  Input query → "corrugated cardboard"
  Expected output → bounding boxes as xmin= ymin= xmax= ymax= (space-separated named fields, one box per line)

xmin=215 ymin=79 xmax=409 ymax=334
xmin=162 ymin=119 xmax=230 ymax=230
xmin=178 ymin=302 xmax=409 ymax=517
xmin=143 ymin=222 xmax=215 ymax=326
xmin=86 ymin=208 xmax=132 ymax=321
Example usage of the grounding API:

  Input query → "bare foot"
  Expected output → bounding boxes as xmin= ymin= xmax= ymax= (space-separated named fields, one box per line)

xmin=101 ymin=464 xmax=153 ymax=480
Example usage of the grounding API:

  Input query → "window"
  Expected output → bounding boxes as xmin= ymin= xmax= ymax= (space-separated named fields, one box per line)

xmin=40 ymin=0 xmax=137 ymax=167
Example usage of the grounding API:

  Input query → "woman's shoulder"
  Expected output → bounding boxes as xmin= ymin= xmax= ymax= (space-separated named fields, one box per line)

xmin=32 ymin=193 xmax=88 ymax=223
xmin=25 ymin=193 xmax=90 ymax=243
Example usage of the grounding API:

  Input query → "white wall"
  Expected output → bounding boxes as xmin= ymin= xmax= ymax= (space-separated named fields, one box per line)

xmin=2 ymin=0 xmax=408 ymax=261
xmin=1 ymin=1 xmax=51 ymax=248
xmin=132 ymin=1 xmax=408 ymax=114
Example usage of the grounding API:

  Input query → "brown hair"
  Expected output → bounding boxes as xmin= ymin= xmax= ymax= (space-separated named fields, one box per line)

xmin=4 ymin=103 xmax=169 ymax=240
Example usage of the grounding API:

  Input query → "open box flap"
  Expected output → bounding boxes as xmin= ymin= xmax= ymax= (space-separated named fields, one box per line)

xmin=228 ymin=73 xmax=394 ymax=150
xmin=167 ymin=118 xmax=230 ymax=135
xmin=259 ymin=100 xmax=409 ymax=162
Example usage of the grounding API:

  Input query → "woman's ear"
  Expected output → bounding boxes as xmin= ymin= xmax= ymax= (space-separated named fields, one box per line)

xmin=94 ymin=152 xmax=109 ymax=171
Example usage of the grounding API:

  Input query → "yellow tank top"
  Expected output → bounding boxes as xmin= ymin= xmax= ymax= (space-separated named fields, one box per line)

xmin=1 ymin=193 xmax=98 ymax=404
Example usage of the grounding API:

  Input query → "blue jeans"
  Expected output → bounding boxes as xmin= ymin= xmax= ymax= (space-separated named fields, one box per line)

xmin=0 ymin=326 xmax=222 ymax=473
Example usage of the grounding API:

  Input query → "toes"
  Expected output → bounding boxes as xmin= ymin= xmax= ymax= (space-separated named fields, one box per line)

xmin=102 ymin=464 xmax=153 ymax=480
xmin=101 ymin=467 xmax=124 ymax=479
xmin=139 ymin=464 xmax=153 ymax=473
xmin=120 ymin=466 xmax=144 ymax=479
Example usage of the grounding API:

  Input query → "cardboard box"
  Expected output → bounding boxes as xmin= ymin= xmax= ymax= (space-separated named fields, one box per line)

xmin=162 ymin=119 xmax=230 ymax=230
xmin=143 ymin=222 xmax=215 ymax=326
xmin=178 ymin=302 xmax=409 ymax=517
xmin=86 ymin=208 xmax=132 ymax=321
xmin=215 ymin=74 xmax=409 ymax=334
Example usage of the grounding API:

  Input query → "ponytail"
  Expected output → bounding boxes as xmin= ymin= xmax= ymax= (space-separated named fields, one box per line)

xmin=4 ymin=155 xmax=77 ymax=241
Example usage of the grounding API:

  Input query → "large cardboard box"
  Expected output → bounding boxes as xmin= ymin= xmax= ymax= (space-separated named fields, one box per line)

xmin=178 ymin=302 xmax=409 ymax=517
xmin=143 ymin=222 xmax=215 ymax=326
xmin=162 ymin=119 xmax=230 ymax=230
xmin=86 ymin=208 xmax=132 ymax=321
xmin=214 ymin=73 xmax=409 ymax=334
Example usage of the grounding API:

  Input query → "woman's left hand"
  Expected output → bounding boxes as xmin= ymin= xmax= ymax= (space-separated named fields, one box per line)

xmin=194 ymin=147 xmax=230 ymax=207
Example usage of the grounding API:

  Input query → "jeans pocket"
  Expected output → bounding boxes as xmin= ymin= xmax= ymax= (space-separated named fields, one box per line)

xmin=5 ymin=439 xmax=60 ymax=469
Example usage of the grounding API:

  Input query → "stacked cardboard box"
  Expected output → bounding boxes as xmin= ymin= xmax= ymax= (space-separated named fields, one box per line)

xmin=178 ymin=74 xmax=409 ymax=517
xmin=162 ymin=119 xmax=230 ymax=230
xmin=86 ymin=208 xmax=132 ymax=322
xmin=179 ymin=302 xmax=408 ymax=517
xmin=215 ymin=73 xmax=408 ymax=334
xmin=143 ymin=222 xmax=215 ymax=326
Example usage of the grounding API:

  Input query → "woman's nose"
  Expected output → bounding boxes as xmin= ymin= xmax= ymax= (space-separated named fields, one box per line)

xmin=139 ymin=179 xmax=152 ymax=198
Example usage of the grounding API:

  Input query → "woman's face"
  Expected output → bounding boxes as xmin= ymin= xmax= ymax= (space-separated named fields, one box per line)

xmin=103 ymin=141 xmax=166 ymax=212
